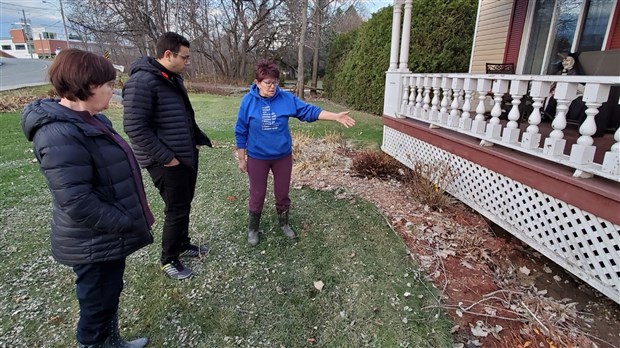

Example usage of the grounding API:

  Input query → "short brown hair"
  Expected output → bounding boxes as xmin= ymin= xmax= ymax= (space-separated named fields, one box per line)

xmin=156 ymin=32 xmax=190 ymax=58
xmin=49 ymin=49 xmax=115 ymax=101
xmin=255 ymin=60 xmax=280 ymax=82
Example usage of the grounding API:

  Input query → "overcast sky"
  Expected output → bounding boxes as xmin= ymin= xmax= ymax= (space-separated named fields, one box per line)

xmin=0 ymin=0 xmax=395 ymax=40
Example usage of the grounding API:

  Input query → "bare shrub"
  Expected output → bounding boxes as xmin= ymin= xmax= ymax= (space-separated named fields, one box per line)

xmin=403 ymin=160 xmax=458 ymax=210
xmin=292 ymin=130 xmax=351 ymax=175
xmin=351 ymin=150 xmax=407 ymax=180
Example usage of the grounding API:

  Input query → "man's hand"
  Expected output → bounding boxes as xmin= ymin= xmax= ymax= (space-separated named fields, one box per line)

xmin=164 ymin=157 xmax=180 ymax=167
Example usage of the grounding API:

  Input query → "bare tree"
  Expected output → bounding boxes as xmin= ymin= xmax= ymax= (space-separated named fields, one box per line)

xmin=296 ymin=0 xmax=308 ymax=99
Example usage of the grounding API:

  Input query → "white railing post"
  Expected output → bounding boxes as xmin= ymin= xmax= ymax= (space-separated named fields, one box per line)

xmin=448 ymin=77 xmax=463 ymax=127
xmin=543 ymin=82 xmax=577 ymax=156
xmin=414 ymin=76 xmax=424 ymax=118
xmin=429 ymin=75 xmax=441 ymax=123
xmin=407 ymin=75 xmax=417 ymax=116
xmin=439 ymin=76 xmax=453 ymax=125
xmin=521 ymin=81 xmax=551 ymax=150
xmin=422 ymin=76 xmax=432 ymax=120
xmin=502 ymin=80 xmax=529 ymax=144
xmin=602 ymin=127 xmax=620 ymax=175
xmin=486 ymin=79 xmax=510 ymax=140
xmin=399 ymin=76 xmax=410 ymax=117
xmin=570 ymin=83 xmax=611 ymax=170
xmin=459 ymin=77 xmax=476 ymax=131
xmin=472 ymin=78 xmax=492 ymax=135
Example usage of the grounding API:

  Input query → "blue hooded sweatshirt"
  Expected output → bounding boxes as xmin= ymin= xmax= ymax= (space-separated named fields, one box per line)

xmin=235 ymin=83 xmax=322 ymax=160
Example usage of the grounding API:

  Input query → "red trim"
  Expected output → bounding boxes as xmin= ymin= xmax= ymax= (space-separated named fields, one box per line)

xmin=606 ymin=3 xmax=620 ymax=50
xmin=504 ymin=0 xmax=528 ymax=65
xmin=383 ymin=117 xmax=620 ymax=226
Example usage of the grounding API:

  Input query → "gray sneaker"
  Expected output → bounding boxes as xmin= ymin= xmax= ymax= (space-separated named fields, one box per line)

xmin=161 ymin=259 xmax=193 ymax=280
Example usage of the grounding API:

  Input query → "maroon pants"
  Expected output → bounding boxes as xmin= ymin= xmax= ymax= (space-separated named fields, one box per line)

xmin=247 ymin=154 xmax=292 ymax=214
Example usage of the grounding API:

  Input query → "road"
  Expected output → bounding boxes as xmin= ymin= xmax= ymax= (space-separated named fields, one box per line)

xmin=0 ymin=58 xmax=51 ymax=91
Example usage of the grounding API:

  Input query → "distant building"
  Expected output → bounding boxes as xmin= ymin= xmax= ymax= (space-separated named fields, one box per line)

xmin=0 ymin=28 xmax=37 ymax=59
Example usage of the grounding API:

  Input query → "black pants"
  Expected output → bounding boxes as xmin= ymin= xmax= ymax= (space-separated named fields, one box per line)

xmin=73 ymin=259 xmax=125 ymax=345
xmin=147 ymin=162 xmax=198 ymax=265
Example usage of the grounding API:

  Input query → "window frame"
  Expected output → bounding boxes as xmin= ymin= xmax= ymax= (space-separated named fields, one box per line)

xmin=517 ymin=0 xmax=616 ymax=74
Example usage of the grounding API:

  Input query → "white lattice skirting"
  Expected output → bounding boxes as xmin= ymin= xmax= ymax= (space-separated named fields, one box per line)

xmin=382 ymin=126 xmax=620 ymax=304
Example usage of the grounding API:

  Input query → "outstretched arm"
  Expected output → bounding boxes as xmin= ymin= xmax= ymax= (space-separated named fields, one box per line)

xmin=318 ymin=110 xmax=356 ymax=128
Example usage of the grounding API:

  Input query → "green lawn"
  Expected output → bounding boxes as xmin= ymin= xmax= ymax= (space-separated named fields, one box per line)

xmin=0 ymin=90 xmax=453 ymax=347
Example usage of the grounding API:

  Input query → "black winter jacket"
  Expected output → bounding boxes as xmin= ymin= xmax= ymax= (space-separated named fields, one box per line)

xmin=122 ymin=57 xmax=211 ymax=169
xmin=21 ymin=99 xmax=153 ymax=266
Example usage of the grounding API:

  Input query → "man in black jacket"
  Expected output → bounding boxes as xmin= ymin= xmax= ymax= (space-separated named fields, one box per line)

xmin=123 ymin=32 xmax=212 ymax=280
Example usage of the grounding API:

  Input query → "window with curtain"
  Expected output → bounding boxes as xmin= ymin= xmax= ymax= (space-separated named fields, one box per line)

xmin=521 ymin=0 xmax=615 ymax=74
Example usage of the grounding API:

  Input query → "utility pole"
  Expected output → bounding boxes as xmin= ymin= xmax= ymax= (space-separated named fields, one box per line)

xmin=59 ymin=0 xmax=70 ymax=48
xmin=22 ymin=10 xmax=34 ymax=58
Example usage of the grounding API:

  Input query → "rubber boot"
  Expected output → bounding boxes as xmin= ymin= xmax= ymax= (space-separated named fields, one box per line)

xmin=278 ymin=210 xmax=296 ymax=239
xmin=248 ymin=212 xmax=261 ymax=246
xmin=107 ymin=313 xmax=148 ymax=348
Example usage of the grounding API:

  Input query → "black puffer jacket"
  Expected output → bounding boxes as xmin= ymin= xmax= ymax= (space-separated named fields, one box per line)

xmin=122 ymin=57 xmax=211 ymax=169
xmin=22 ymin=99 xmax=153 ymax=266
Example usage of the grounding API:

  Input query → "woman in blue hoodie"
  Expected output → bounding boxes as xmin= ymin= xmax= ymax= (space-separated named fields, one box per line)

xmin=235 ymin=61 xmax=355 ymax=246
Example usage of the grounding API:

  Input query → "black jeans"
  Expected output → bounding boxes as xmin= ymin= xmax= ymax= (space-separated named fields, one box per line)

xmin=73 ymin=259 xmax=125 ymax=345
xmin=147 ymin=161 xmax=198 ymax=265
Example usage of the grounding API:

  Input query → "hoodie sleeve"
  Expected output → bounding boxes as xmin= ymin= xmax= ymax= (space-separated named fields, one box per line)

xmin=33 ymin=122 xmax=133 ymax=234
xmin=122 ymin=73 xmax=176 ymax=165
xmin=292 ymin=94 xmax=321 ymax=122
xmin=234 ymin=95 xmax=250 ymax=149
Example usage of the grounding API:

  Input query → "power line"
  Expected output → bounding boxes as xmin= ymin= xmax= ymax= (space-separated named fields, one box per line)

xmin=0 ymin=1 xmax=47 ymax=10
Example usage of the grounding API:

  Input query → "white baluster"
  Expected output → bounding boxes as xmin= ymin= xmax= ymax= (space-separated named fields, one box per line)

xmin=485 ymin=79 xmax=510 ymax=140
xmin=459 ymin=77 xmax=476 ymax=131
xmin=407 ymin=76 xmax=417 ymax=116
xmin=570 ymin=83 xmax=610 ymax=170
xmin=439 ymin=77 xmax=452 ymax=124
xmin=422 ymin=76 xmax=432 ymax=120
xmin=521 ymin=81 xmax=550 ymax=150
xmin=399 ymin=76 xmax=409 ymax=117
xmin=601 ymin=128 xmax=620 ymax=175
xmin=414 ymin=76 xmax=423 ymax=118
xmin=543 ymin=82 xmax=577 ymax=156
xmin=502 ymin=80 xmax=529 ymax=144
xmin=429 ymin=76 xmax=441 ymax=123
xmin=472 ymin=78 xmax=492 ymax=135
xmin=447 ymin=77 xmax=463 ymax=127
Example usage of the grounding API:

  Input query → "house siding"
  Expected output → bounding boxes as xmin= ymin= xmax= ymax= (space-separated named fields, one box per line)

xmin=470 ymin=0 xmax=513 ymax=73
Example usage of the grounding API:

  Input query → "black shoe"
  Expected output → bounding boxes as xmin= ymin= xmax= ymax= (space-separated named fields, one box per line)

xmin=161 ymin=259 xmax=193 ymax=280
xmin=179 ymin=244 xmax=209 ymax=258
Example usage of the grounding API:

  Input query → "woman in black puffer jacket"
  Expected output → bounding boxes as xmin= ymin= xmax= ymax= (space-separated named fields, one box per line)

xmin=21 ymin=49 xmax=153 ymax=348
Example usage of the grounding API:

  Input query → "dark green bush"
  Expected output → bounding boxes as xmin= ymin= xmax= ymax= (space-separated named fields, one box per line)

xmin=325 ymin=0 xmax=477 ymax=114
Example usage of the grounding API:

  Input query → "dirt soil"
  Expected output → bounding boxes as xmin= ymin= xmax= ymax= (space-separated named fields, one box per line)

xmin=290 ymin=140 xmax=620 ymax=348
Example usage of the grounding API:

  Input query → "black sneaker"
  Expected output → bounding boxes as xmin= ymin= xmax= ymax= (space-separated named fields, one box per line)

xmin=179 ymin=244 xmax=209 ymax=258
xmin=161 ymin=259 xmax=193 ymax=280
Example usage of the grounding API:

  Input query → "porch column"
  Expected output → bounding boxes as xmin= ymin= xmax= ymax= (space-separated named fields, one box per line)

xmin=388 ymin=0 xmax=404 ymax=71
xmin=398 ymin=0 xmax=413 ymax=71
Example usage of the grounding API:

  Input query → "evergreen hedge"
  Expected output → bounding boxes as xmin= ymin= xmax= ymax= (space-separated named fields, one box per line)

xmin=325 ymin=0 xmax=478 ymax=114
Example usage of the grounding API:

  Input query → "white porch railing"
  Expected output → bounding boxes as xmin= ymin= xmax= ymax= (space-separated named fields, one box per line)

xmin=393 ymin=73 xmax=620 ymax=182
